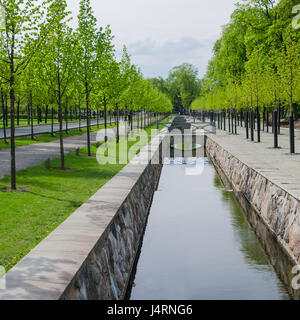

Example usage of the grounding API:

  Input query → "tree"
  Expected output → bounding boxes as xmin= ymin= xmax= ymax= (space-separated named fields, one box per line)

xmin=40 ymin=0 xmax=75 ymax=169
xmin=95 ymin=24 xmax=115 ymax=141
xmin=0 ymin=0 xmax=50 ymax=189
xmin=148 ymin=77 xmax=169 ymax=95
xmin=108 ymin=47 xmax=136 ymax=142
xmin=166 ymin=63 xmax=202 ymax=113
xmin=76 ymin=0 xmax=98 ymax=156
xmin=277 ymin=27 xmax=300 ymax=118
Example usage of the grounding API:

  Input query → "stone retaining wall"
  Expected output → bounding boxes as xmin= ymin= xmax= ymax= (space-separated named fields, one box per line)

xmin=62 ymin=163 xmax=162 ymax=300
xmin=206 ymin=136 xmax=300 ymax=298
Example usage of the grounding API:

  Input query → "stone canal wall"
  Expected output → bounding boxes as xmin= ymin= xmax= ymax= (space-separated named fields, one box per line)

xmin=61 ymin=163 xmax=162 ymax=300
xmin=206 ymin=135 xmax=300 ymax=298
xmin=0 ymin=130 xmax=167 ymax=300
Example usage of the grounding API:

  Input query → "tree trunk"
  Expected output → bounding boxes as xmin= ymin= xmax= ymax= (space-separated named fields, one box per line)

xmin=250 ymin=110 xmax=254 ymax=141
xmin=263 ymin=107 xmax=265 ymax=131
xmin=291 ymin=100 xmax=298 ymax=121
xmin=5 ymin=94 xmax=8 ymax=127
xmin=17 ymin=99 xmax=20 ymax=126
xmin=277 ymin=106 xmax=281 ymax=134
xmin=40 ymin=107 xmax=43 ymax=123
xmin=37 ymin=107 xmax=40 ymax=124
xmin=27 ymin=99 xmax=30 ymax=125
xmin=245 ymin=110 xmax=249 ymax=139
xmin=45 ymin=105 xmax=49 ymax=124
xmin=30 ymin=94 xmax=35 ymax=141
xmin=79 ymin=103 xmax=82 ymax=132
xmin=85 ymin=82 xmax=91 ymax=156
xmin=51 ymin=107 xmax=54 ymax=136
xmin=1 ymin=88 xmax=8 ymax=144
xmin=57 ymin=71 xmax=65 ymax=170
xmin=116 ymin=103 xmax=120 ymax=143
xmin=97 ymin=107 xmax=99 ymax=128
xmin=104 ymin=95 xmax=107 ymax=142
xmin=10 ymin=65 xmax=16 ymax=189
xmin=65 ymin=105 xmax=69 ymax=134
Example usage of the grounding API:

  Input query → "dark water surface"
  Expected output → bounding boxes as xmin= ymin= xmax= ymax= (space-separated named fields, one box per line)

xmin=129 ymin=158 xmax=290 ymax=300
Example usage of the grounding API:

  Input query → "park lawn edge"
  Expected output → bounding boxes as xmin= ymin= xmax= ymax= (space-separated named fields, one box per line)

xmin=0 ymin=116 xmax=171 ymax=271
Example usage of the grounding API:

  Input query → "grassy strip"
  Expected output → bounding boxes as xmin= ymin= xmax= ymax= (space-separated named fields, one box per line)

xmin=0 ymin=118 xmax=102 ymax=128
xmin=0 ymin=116 xmax=172 ymax=271
xmin=1 ymin=119 xmax=60 ymax=128
xmin=0 ymin=117 xmax=153 ymax=151
xmin=0 ymin=115 xmax=154 ymax=129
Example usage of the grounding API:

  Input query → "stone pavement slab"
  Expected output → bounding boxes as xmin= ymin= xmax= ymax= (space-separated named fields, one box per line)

xmin=207 ymin=123 xmax=300 ymax=200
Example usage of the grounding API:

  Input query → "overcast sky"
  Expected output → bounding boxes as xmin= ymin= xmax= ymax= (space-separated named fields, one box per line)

xmin=66 ymin=0 xmax=237 ymax=79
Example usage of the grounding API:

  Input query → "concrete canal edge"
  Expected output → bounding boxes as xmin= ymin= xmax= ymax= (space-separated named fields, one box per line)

xmin=0 ymin=129 xmax=168 ymax=300
xmin=206 ymin=135 xmax=300 ymax=299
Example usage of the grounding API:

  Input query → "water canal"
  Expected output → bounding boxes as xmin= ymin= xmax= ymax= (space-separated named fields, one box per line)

xmin=127 ymin=157 xmax=291 ymax=300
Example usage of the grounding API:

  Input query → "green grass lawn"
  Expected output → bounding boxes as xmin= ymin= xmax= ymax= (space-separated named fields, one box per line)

xmin=0 ymin=119 xmax=59 ymax=128
xmin=0 ymin=116 xmax=172 ymax=271
xmin=0 ymin=118 xmax=102 ymax=128
xmin=0 ymin=115 xmax=154 ymax=129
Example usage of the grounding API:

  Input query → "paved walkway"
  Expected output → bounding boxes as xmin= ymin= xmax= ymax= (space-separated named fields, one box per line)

xmin=199 ymin=118 xmax=300 ymax=200
xmin=0 ymin=118 xmax=160 ymax=179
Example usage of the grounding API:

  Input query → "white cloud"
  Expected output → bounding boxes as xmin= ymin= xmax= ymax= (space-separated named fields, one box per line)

xmin=67 ymin=0 xmax=237 ymax=78
xmin=125 ymin=37 xmax=216 ymax=78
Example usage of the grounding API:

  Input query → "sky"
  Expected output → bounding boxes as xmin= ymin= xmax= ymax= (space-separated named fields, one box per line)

xmin=66 ymin=0 xmax=238 ymax=79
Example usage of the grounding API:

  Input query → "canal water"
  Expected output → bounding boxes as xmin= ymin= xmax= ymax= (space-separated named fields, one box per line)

xmin=128 ymin=158 xmax=290 ymax=300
